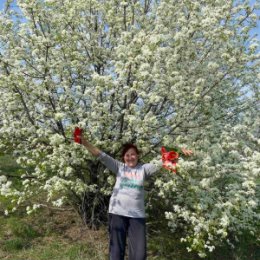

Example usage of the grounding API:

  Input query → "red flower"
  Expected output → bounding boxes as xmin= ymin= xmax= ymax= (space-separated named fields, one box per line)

xmin=161 ymin=146 xmax=179 ymax=173
xmin=162 ymin=160 xmax=178 ymax=173
xmin=74 ymin=127 xmax=83 ymax=144
xmin=161 ymin=146 xmax=179 ymax=161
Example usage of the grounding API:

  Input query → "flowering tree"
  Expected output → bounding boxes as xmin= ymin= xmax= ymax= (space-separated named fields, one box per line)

xmin=0 ymin=0 xmax=259 ymax=257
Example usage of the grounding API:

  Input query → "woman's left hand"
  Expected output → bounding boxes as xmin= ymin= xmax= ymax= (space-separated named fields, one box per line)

xmin=181 ymin=148 xmax=193 ymax=156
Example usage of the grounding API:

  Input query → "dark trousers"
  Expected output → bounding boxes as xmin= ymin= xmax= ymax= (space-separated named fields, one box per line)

xmin=109 ymin=213 xmax=147 ymax=260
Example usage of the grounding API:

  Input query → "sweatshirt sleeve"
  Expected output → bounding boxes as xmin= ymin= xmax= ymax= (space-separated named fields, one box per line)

xmin=98 ymin=152 xmax=122 ymax=174
xmin=143 ymin=159 xmax=163 ymax=177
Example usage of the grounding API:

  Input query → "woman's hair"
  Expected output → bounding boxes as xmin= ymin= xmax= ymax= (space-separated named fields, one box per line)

xmin=121 ymin=143 xmax=140 ymax=162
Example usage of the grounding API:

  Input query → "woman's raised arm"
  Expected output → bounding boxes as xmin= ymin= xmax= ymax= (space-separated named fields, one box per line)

xmin=74 ymin=128 xmax=101 ymax=157
xmin=81 ymin=136 xmax=101 ymax=157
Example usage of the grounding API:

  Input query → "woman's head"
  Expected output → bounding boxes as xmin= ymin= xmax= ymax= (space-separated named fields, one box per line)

xmin=121 ymin=143 xmax=140 ymax=168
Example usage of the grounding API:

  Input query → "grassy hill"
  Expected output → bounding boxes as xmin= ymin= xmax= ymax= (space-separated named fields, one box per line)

xmin=0 ymin=209 xmax=108 ymax=260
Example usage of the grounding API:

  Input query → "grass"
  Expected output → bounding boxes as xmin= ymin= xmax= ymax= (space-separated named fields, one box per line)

xmin=0 ymin=210 xmax=109 ymax=260
xmin=1 ymin=218 xmax=38 ymax=252
xmin=7 ymin=217 xmax=40 ymax=239
xmin=1 ymin=239 xmax=106 ymax=260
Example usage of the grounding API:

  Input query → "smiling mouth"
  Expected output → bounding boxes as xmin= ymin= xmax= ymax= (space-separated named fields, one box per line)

xmin=127 ymin=161 xmax=136 ymax=164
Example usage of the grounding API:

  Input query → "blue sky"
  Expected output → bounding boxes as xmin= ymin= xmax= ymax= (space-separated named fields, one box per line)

xmin=0 ymin=0 xmax=259 ymax=39
xmin=0 ymin=0 xmax=4 ymax=9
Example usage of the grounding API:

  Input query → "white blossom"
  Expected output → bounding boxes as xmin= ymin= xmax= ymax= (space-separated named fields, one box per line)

xmin=0 ymin=175 xmax=7 ymax=183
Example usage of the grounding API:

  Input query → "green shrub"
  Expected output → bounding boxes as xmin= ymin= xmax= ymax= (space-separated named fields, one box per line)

xmin=0 ymin=154 xmax=20 ymax=175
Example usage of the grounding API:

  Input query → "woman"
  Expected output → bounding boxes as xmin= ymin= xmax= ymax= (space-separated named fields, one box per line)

xmin=77 ymin=132 xmax=192 ymax=260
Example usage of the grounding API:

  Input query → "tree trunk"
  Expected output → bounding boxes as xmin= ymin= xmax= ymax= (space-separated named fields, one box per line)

xmin=79 ymin=190 xmax=109 ymax=229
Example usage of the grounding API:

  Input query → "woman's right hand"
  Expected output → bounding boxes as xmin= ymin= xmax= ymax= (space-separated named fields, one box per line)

xmin=73 ymin=128 xmax=101 ymax=156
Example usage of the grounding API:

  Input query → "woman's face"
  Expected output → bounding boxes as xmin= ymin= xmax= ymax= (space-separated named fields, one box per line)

xmin=123 ymin=148 xmax=139 ymax=168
